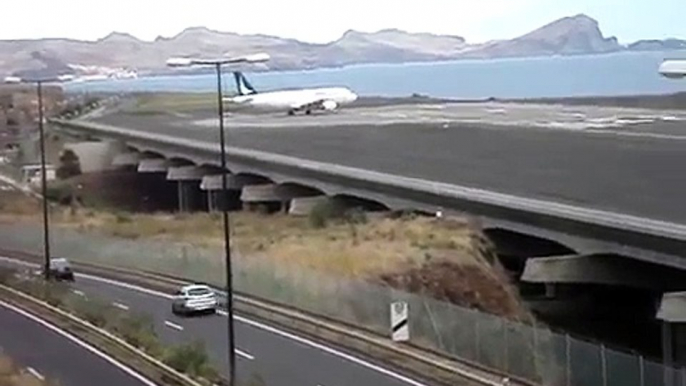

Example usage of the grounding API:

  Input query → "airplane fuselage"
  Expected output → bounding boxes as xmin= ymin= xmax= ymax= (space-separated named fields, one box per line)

xmin=226 ymin=87 xmax=357 ymax=113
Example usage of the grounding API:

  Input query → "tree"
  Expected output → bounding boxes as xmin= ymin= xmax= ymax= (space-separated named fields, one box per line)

xmin=56 ymin=149 xmax=81 ymax=179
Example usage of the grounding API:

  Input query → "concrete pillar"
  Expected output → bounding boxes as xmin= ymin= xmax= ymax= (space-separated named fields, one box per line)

xmin=288 ymin=196 xmax=329 ymax=216
xmin=657 ymin=292 xmax=686 ymax=369
xmin=64 ymin=140 xmax=125 ymax=172
xmin=111 ymin=152 xmax=141 ymax=169
xmin=166 ymin=166 xmax=210 ymax=212
xmin=137 ymin=158 xmax=169 ymax=173
xmin=240 ymin=183 xmax=282 ymax=213
xmin=522 ymin=254 xmax=686 ymax=290
xmin=200 ymin=174 xmax=248 ymax=212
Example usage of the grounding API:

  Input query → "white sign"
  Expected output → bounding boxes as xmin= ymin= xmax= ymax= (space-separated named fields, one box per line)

xmin=391 ymin=301 xmax=409 ymax=342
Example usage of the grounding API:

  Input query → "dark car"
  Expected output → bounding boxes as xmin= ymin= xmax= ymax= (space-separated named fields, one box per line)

xmin=48 ymin=258 xmax=75 ymax=281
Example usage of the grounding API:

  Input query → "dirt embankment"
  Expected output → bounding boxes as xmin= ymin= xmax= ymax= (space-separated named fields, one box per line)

xmin=0 ymin=186 xmax=530 ymax=321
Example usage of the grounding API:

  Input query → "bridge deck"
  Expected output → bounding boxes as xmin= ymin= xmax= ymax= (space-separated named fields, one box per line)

xmin=94 ymin=102 xmax=686 ymax=224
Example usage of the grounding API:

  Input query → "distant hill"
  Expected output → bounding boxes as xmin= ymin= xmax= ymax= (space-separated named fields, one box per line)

xmin=465 ymin=14 xmax=622 ymax=58
xmin=628 ymin=38 xmax=686 ymax=51
xmin=0 ymin=14 xmax=680 ymax=78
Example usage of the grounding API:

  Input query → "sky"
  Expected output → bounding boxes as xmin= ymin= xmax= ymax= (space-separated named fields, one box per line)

xmin=6 ymin=0 xmax=686 ymax=44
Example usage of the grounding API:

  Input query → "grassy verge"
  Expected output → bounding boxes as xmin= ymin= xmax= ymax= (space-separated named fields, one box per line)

xmin=0 ymin=267 xmax=223 ymax=385
xmin=0 ymin=355 xmax=53 ymax=386
xmin=126 ymin=93 xmax=217 ymax=114
xmin=0 ymin=185 xmax=529 ymax=320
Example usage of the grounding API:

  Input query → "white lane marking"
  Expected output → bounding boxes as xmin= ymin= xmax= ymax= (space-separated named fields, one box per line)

xmin=26 ymin=367 xmax=45 ymax=381
xmin=232 ymin=313 xmax=429 ymax=386
xmin=0 ymin=256 xmax=36 ymax=268
xmin=113 ymin=302 xmax=129 ymax=311
xmin=164 ymin=321 xmax=184 ymax=331
xmin=0 ymin=257 xmax=432 ymax=386
xmin=72 ymin=290 xmax=86 ymax=297
xmin=235 ymin=348 xmax=254 ymax=361
xmin=0 ymin=300 xmax=158 ymax=386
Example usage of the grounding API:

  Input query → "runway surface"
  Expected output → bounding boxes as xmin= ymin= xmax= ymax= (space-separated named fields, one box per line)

xmin=94 ymin=102 xmax=686 ymax=224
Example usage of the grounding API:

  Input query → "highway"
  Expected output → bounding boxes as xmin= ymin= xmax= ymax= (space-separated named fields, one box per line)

xmin=0 ymin=258 xmax=452 ymax=386
xmin=0 ymin=300 xmax=156 ymax=386
xmin=94 ymin=102 xmax=686 ymax=224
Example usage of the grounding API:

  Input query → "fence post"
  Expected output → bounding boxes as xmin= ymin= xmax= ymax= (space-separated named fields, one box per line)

xmin=475 ymin=313 xmax=481 ymax=362
xmin=504 ymin=322 xmax=510 ymax=373
xmin=601 ymin=344 xmax=608 ymax=386
xmin=639 ymin=355 xmax=645 ymax=386
xmin=566 ymin=334 xmax=571 ymax=386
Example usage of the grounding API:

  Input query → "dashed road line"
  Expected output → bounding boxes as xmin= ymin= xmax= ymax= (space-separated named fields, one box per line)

xmin=113 ymin=302 xmax=129 ymax=311
xmin=26 ymin=367 xmax=44 ymax=381
xmin=236 ymin=349 xmax=255 ymax=360
xmin=164 ymin=320 xmax=184 ymax=331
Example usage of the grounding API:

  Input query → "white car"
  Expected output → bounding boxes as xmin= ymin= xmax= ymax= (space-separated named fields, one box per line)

xmin=171 ymin=284 xmax=217 ymax=315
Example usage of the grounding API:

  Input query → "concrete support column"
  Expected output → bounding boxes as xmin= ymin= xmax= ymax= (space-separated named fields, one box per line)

xmin=658 ymin=292 xmax=686 ymax=369
xmin=200 ymin=174 xmax=248 ymax=212
xmin=288 ymin=196 xmax=329 ymax=216
xmin=111 ymin=152 xmax=141 ymax=169
xmin=240 ymin=183 xmax=283 ymax=213
xmin=167 ymin=166 xmax=210 ymax=212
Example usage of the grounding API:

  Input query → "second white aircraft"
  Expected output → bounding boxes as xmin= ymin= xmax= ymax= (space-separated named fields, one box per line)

xmin=225 ymin=72 xmax=358 ymax=115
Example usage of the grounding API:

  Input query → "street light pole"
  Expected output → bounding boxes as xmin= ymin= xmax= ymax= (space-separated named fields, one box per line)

xmin=36 ymin=80 xmax=51 ymax=280
xmin=166 ymin=53 xmax=269 ymax=386
xmin=215 ymin=62 xmax=237 ymax=386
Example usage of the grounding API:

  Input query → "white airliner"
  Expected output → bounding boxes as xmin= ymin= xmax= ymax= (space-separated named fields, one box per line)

xmin=659 ymin=60 xmax=686 ymax=79
xmin=225 ymin=72 xmax=358 ymax=115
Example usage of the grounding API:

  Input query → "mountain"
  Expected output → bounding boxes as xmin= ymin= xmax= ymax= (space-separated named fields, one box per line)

xmin=465 ymin=14 xmax=622 ymax=58
xmin=628 ymin=38 xmax=686 ymax=51
xmin=0 ymin=14 xmax=679 ymax=78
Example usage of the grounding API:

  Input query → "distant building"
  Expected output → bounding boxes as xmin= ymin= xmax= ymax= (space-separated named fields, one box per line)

xmin=21 ymin=164 xmax=56 ymax=186
xmin=0 ymin=84 xmax=65 ymax=131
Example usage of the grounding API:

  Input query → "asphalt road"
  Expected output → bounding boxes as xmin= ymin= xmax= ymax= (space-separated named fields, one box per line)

xmin=70 ymin=273 xmax=442 ymax=386
xmin=0 ymin=301 xmax=155 ymax=386
xmin=93 ymin=102 xmax=686 ymax=224
xmin=0 ymin=255 xmax=449 ymax=386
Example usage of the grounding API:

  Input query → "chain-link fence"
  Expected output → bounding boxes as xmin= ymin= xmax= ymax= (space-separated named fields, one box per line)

xmin=0 ymin=223 xmax=683 ymax=385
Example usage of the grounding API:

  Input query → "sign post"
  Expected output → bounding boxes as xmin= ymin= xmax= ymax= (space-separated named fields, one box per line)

xmin=391 ymin=301 xmax=409 ymax=342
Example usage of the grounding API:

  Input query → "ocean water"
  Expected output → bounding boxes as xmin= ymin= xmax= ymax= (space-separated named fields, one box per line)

xmin=66 ymin=50 xmax=686 ymax=99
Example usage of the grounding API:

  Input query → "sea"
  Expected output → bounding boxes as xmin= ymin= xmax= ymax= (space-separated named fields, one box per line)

xmin=65 ymin=50 xmax=686 ymax=99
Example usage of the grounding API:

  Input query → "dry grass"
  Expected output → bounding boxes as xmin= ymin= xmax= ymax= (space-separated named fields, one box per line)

xmin=0 ymin=355 xmax=49 ymax=386
xmin=49 ymin=209 xmax=485 ymax=278
xmin=128 ymin=93 xmax=217 ymax=113
xmin=1 ymin=194 xmax=529 ymax=319
xmin=0 ymin=191 xmax=42 ymax=218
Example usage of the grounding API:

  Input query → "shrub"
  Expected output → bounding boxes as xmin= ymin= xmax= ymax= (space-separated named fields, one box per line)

xmin=70 ymin=298 xmax=112 ymax=328
xmin=56 ymin=149 xmax=81 ymax=180
xmin=163 ymin=341 xmax=219 ymax=381
xmin=113 ymin=313 xmax=161 ymax=355
xmin=308 ymin=199 xmax=344 ymax=229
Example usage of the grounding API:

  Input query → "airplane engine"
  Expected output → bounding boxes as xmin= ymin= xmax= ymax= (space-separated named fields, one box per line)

xmin=322 ymin=100 xmax=338 ymax=111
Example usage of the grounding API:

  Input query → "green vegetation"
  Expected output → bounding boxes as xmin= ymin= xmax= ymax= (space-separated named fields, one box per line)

xmin=56 ymin=149 xmax=82 ymax=180
xmin=128 ymin=93 xmax=217 ymax=114
xmin=0 ymin=355 xmax=53 ymax=386
xmin=0 ymin=268 xmax=222 ymax=384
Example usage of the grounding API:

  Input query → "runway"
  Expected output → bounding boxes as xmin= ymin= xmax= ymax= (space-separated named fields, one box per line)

xmin=94 ymin=102 xmax=686 ymax=224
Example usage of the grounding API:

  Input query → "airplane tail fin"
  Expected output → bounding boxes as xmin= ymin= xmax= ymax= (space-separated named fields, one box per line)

xmin=233 ymin=72 xmax=258 ymax=96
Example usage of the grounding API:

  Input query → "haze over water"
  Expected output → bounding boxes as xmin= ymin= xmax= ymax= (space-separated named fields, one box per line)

xmin=67 ymin=51 xmax=686 ymax=99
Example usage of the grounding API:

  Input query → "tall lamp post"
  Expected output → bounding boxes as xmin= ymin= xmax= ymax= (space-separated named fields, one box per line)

xmin=166 ymin=53 xmax=269 ymax=386
xmin=4 ymin=75 xmax=70 ymax=280
xmin=657 ymin=59 xmax=686 ymax=382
